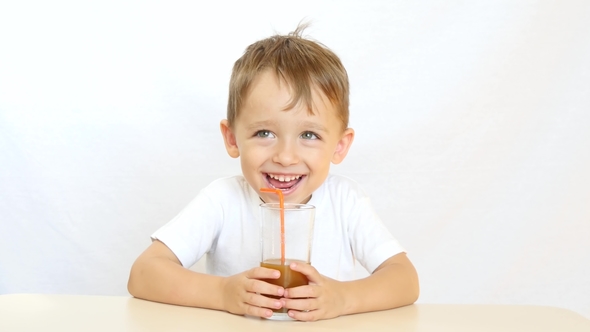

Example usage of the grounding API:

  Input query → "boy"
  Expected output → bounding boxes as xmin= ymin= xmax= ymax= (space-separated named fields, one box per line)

xmin=128 ymin=25 xmax=419 ymax=321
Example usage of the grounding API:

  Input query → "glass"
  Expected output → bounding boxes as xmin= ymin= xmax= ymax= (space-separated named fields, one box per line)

xmin=259 ymin=202 xmax=315 ymax=320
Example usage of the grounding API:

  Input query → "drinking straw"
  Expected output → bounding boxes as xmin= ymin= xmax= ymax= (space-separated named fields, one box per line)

xmin=260 ymin=188 xmax=285 ymax=265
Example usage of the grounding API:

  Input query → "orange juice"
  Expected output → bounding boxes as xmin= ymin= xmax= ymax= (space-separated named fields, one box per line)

xmin=260 ymin=259 xmax=309 ymax=313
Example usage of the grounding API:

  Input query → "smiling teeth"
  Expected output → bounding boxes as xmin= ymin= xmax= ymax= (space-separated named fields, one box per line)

xmin=268 ymin=174 xmax=302 ymax=182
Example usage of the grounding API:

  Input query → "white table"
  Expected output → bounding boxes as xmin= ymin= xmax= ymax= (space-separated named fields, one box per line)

xmin=1 ymin=294 xmax=589 ymax=331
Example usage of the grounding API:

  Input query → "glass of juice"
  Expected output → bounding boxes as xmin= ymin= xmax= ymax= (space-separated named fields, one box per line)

xmin=259 ymin=202 xmax=315 ymax=320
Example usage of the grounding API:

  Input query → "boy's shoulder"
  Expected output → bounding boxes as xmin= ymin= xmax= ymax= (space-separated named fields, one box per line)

xmin=320 ymin=174 xmax=369 ymax=201
xmin=207 ymin=174 xmax=248 ymax=187
xmin=202 ymin=175 xmax=253 ymax=198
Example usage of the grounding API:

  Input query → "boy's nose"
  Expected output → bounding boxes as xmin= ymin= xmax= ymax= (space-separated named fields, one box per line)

xmin=272 ymin=140 xmax=299 ymax=166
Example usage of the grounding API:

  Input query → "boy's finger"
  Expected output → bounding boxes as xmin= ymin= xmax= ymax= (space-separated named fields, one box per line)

xmin=288 ymin=262 xmax=321 ymax=283
xmin=287 ymin=309 xmax=321 ymax=322
xmin=281 ymin=297 xmax=318 ymax=312
xmin=248 ymin=279 xmax=285 ymax=297
xmin=244 ymin=302 xmax=275 ymax=319
xmin=246 ymin=266 xmax=280 ymax=280
xmin=283 ymin=284 xmax=317 ymax=299
xmin=244 ymin=292 xmax=283 ymax=313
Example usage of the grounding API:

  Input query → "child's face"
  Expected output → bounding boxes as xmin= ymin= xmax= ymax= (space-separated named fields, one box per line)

xmin=221 ymin=70 xmax=354 ymax=204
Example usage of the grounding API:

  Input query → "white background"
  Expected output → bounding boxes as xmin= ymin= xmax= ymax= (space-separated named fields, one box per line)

xmin=1 ymin=0 xmax=589 ymax=320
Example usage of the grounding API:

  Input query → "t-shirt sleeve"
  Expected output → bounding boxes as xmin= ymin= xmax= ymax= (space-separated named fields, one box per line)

xmin=348 ymin=196 xmax=405 ymax=273
xmin=151 ymin=189 xmax=222 ymax=268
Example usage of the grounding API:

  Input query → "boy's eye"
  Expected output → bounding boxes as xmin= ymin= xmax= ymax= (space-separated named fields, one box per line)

xmin=255 ymin=130 xmax=274 ymax=138
xmin=300 ymin=131 xmax=319 ymax=140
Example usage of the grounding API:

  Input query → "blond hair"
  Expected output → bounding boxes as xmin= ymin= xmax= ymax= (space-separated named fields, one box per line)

xmin=227 ymin=24 xmax=349 ymax=129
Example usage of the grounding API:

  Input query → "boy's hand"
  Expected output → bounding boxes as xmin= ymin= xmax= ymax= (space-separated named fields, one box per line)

xmin=221 ymin=267 xmax=285 ymax=318
xmin=281 ymin=262 xmax=347 ymax=321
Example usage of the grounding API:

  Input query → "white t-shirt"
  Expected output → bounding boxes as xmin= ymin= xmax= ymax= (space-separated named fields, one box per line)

xmin=152 ymin=174 xmax=404 ymax=281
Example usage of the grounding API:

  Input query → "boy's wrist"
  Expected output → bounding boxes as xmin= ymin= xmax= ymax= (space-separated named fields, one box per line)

xmin=216 ymin=275 xmax=231 ymax=312
xmin=338 ymin=281 xmax=358 ymax=315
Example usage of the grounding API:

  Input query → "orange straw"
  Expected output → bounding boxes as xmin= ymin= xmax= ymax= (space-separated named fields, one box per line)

xmin=260 ymin=188 xmax=285 ymax=265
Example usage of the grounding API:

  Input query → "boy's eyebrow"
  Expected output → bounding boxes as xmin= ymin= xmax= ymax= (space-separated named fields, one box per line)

xmin=246 ymin=120 xmax=329 ymax=133
xmin=247 ymin=120 xmax=276 ymax=130
xmin=299 ymin=121 xmax=329 ymax=134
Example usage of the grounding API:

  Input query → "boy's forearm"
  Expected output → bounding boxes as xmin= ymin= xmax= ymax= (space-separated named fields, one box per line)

xmin=128 ymin=256 xmax=226 ymax=310
xmin=340 ymin=253 xmax=419 ymax=315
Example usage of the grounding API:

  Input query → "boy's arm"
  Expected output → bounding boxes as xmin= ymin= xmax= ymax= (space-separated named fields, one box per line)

xmin=341 ymin=252 xmax=419 ymax=314
xmin=127 ymin=240 xmax=285 ymax=317
xmin=282 ymin=252 xmax=419 ymax=321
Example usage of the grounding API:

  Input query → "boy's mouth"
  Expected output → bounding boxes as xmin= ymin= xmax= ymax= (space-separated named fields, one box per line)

xmin=265 ymin=173 xmax=304 ymax=192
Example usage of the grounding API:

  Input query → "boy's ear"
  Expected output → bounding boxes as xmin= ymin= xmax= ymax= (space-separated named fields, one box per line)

xmin=331 ymin=128 xmax=355 ymax=164
xmin=220 ymin=119 xmax=240 ymax=158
